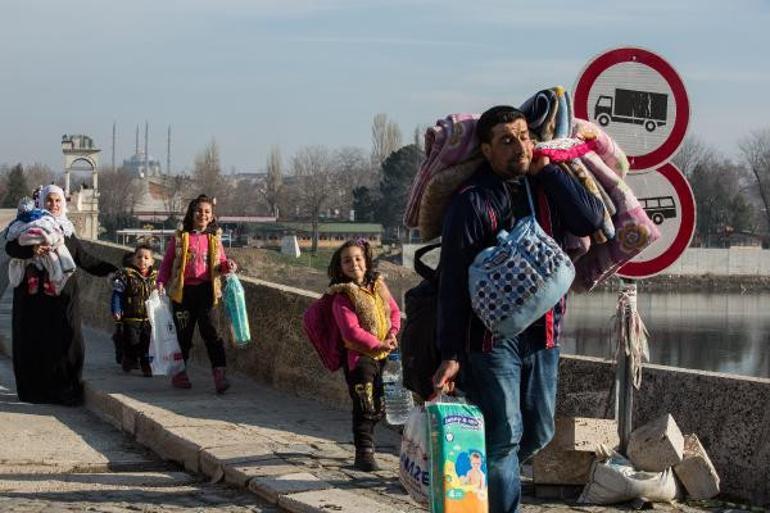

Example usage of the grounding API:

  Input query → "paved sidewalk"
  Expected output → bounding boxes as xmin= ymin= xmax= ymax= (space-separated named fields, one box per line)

xmin=0 ymin=289 xmax=711 ymax=513
xmin=0 ymin=355 xmax=277 ymax=513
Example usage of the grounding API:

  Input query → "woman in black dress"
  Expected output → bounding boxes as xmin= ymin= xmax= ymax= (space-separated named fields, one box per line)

xmin=4 ymin=184 xmax=116 ymax=406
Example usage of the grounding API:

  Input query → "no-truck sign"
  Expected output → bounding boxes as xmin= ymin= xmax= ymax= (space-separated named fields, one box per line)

xmin=573 ymin=47 xmax=690 ymax=170
xmin=618 ymin=163 xmax=696 ymax=279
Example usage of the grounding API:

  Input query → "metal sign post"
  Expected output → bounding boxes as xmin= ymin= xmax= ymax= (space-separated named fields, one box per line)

xmin=615 ymin=279 xmax=643 ymax=453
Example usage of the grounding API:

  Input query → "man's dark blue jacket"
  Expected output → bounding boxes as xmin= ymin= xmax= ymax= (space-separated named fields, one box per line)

xmin=436 ymin=161 xmax=605 ymax=361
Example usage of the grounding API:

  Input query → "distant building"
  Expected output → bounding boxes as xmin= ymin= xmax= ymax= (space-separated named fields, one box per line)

xmin=250 ymin=222 xmax=383 ymax=248
xmin=122 ymin=151 xmax=163 ymax=179
xmin=61 ymin=134 xmax=95 ymax=151
xmin=62 ymin=134 xmax=100 ymax=240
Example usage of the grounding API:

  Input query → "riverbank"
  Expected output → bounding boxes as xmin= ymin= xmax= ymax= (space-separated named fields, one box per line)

xmin=227 ymin=247 xmax=770 ymax=297
xmin=594 ymin=274 xmax=770 ymax=294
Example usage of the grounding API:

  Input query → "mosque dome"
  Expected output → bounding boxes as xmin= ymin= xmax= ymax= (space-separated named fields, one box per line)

xmin=122 ymin=151 xmax=162 ymax=178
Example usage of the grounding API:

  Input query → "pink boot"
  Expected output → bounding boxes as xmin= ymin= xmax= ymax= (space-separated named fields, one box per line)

xmin=213 ymin=367 xmax=230 ymax=394
xmin=171 ymin=370 xmax=192 ymax=389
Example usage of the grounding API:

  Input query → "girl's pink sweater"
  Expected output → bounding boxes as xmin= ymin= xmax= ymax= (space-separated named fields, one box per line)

xmin=331 ymin=293 xmax=401 ymax=371
xmin=157 ymin=231 xmax=227 ymax=287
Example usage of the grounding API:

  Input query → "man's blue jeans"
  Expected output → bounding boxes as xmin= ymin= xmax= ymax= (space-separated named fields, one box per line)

xmin=462 ymin=331 xmax=560 ymax=513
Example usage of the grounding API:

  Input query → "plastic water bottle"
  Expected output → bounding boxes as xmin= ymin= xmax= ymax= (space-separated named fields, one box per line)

xmin=382 ymin=350 xmax=414 ymax=425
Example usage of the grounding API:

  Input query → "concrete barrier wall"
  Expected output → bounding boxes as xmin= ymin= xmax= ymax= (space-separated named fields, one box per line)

xmin=74 ymin=241 xmax=352 ymax=408
xmin=70 ymin=240 xmax=769 ymax=505
xmin=403 ymin=244 xmax=770 ymax=277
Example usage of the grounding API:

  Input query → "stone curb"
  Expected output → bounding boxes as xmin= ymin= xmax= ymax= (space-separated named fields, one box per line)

xmin=83 ymin=380 xmax=410 ymax=513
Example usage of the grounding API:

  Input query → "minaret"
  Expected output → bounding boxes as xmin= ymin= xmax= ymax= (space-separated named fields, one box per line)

xmin=111 ymin=121 xmax=116 ymax=170
xmin=167 ymin=125 xmax=171 ymax=175
xmin=144 ymin=121 xmax=149 ymax=177
xmin=135 ymin=125 xmax=139 ymax=155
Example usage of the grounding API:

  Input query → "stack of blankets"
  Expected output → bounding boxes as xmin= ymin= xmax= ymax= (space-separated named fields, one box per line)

xmin=403 ymin=86 xmax=660 ymax=292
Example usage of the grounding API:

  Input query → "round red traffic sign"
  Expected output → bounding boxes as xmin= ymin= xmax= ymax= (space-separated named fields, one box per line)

xmin=618 ymin=163 xmax=696 ymax=278
xmin=573 ymin=47 xmax=689 ymax=171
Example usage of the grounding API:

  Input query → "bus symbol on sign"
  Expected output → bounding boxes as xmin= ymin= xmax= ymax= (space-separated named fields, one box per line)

xmin=594 ymin=88 xmax=668 ymax=133
xmin=640 ymin=195 xmax=676 ymax=225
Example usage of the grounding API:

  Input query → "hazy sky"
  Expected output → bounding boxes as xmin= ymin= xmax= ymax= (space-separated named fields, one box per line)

xmin=2 ymin=0 xmax=769 ymax=175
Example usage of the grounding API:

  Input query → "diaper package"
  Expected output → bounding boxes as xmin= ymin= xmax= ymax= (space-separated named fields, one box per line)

xmin=427 ymin=401 xmax=488 ymax=513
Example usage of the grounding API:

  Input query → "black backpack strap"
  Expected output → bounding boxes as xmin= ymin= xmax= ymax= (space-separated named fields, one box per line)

xmin=414 ymin=242 xmax=441 ymax=282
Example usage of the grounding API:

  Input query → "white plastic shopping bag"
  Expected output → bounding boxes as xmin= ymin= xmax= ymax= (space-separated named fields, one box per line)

xmin=145 ymin=290 xmax=185 ymax=376
xmin=399 ymin=404 xmax=430 ymax=505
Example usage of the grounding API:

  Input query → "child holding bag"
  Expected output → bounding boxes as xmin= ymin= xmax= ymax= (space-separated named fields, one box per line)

xmin=156 ymin=194 xmax=235 ymax=394
xmin=111 ymin=244 xmax=157 ymax=376
xmin=327 ymin=239 xmax=400 ymax=471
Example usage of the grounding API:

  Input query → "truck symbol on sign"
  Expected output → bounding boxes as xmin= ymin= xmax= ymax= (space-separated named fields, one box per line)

xmin=640 ymin=195 xmax=676 ymax=225
xmin=594 ymin=88 xmax=668 ymax=132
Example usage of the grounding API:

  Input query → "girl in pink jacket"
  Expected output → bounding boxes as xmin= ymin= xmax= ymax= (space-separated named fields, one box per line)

xmin=327 ymin=239 xmax=400 ymax=471
xmin=157 ymin=195 xmax=235 ymax=394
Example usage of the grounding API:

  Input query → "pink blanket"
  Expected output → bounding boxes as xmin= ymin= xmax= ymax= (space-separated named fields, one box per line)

xmin=403 ymin=113 xmax=480 ymax=229
xmin=568 ymin=121 xmax=660 ymax=291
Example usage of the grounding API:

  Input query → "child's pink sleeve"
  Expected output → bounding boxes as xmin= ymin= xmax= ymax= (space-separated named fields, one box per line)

xmin=332 ymin=294 xmax=383 ymax=352
xmin=387 ymin=295 xmax=401 ymax=337
xmin=157 ymin=237 xmax=176 ymax=286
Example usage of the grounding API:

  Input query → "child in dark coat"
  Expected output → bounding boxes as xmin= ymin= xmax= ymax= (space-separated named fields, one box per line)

xmin=111 ymin=244 xmax=157 ymax=376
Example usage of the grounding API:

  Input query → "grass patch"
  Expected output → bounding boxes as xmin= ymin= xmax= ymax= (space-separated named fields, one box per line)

xmin=261 ymin=248 xmax=336 ymax=273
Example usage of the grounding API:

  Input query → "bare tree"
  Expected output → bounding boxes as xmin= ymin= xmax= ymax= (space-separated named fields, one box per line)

xmin=293 ymin=146 xmax=337 ymax=252
xmin=278 ymin=180 xmax=302 ymax=222
xmin=685 ymin=151 xmax=758 ymax=246
xmin=193 ymin=139 xmax=226 ymax=201
xmin=333 ymin=146 xmax=375 ymax=217
xmin=227 ymin=176 xmax=264 ymax=215
xmin=0 ymin=164 xmax=8 ymax=200
xmin=739 ymin=129 xmax=770 ymax=233
xmin=260 ymin=145 xmax=283 ymax=218
xmin=24 ymin=162 xmax=57 ymax=190
xmin=672 ymin=136 xmax=715 ymax=178
xmin=98 ymin=167 xmax=141 ymax=215
xmin=371 ymin=113 xmax=402 ymax=170
xmin=160 ymin=173 xmax=192 ymax=221
xmin=413 ymin=124 xmax=426 ymax=152
xmin=2 ymin=164 xmax=28 ymax=208
xmin=335 ymin=147 xmax=373 ymax=188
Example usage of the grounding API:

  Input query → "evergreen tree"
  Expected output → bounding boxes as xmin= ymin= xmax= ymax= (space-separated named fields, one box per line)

xmin=352 ymin=186 xmax=378 ymax=222
xmin=378 ymin=144 xmax=422 ymax=238
xmin=2 ymin=164 xmax=28 ymax=208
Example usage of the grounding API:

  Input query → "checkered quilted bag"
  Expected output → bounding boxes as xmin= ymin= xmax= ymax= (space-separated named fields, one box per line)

xmin=468 ymin=179 xmax=575 ymax=338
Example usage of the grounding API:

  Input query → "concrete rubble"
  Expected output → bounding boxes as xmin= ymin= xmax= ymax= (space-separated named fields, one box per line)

xmin=533 ymin=414 xmax=722 ymax=506
xmin=533 ymin=417 xmax=620 ymax=486
xmin=627 ymin=413 xmax=684 ymax=472
xmin=674 ymin=434 xmax=720 ymax=499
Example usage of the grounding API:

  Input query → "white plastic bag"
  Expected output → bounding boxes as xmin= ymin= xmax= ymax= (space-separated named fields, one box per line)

xmin=145 ymin=290 xmax=185 ymax=376
xmin=579 ymin=449 xmax=680 ymax=504
xmin=399 ymin=404 xmax=430 ymax=505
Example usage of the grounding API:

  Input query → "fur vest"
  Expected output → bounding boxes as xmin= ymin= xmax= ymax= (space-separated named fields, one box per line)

xmin=167 ymin=228 xmax=223 ymax=305
xmin=329 ymin=276 xmax=392 ymax=360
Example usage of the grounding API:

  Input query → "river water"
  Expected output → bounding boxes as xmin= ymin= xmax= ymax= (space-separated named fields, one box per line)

xmin=561 ymin=292 xmax=770 ymax=379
